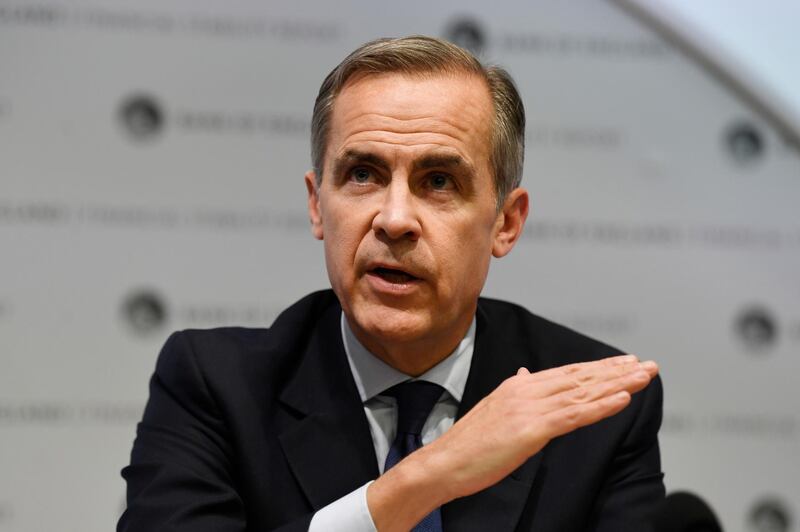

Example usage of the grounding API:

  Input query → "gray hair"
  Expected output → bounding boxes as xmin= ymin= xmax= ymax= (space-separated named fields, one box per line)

xmin=310 ymin=35 xmax=525 ymax=207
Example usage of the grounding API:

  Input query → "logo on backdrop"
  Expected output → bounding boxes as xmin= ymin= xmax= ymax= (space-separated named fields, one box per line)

xmin=121 ymin=289 xmax=169 ymax=335
xmin=735 ymin=306 xmax=779 ymax=351
xmin=119 ymin=94 xmax=165 ymax=141
xmin=725 ymin=121 xmax=765 ymax=164
xmin=444 ymin=17 xmax=486 ymax=56
xmin=749 ymin=498 xmax=791 ymax=532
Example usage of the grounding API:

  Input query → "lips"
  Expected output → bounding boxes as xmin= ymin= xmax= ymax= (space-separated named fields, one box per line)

xmin=369 ymin=266 xmax=420 ymax=284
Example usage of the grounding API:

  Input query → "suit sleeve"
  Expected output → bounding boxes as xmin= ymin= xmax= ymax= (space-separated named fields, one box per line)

xmin=587 ymin=375 xmax=666 ymax=532
xmin=117 ymin=331 xmax=313 ymax=532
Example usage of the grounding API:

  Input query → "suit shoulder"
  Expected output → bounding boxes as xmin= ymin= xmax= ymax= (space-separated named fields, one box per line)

xmin=477 ymin=296 xmax=622 ymax=366
xmin=155 ymin=289 xmax=340 ymax=384
xmin=169 ymin=289 xmax=338 ymax=352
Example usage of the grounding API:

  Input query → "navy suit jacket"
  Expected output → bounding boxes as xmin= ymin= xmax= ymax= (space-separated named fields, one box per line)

xmin=119 ymin=289 xmax=664 ymax=531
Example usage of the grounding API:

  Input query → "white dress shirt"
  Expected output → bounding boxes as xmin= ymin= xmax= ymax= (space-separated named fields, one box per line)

xmin=308 ymin=312 xmax=476 ymax=532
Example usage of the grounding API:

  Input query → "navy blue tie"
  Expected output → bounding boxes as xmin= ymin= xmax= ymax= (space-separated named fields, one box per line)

xmin=383 ymin=381 xmax=445 ymax=532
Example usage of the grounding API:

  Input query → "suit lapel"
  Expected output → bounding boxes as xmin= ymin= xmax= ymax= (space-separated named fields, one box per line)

xmin=275 ymin=296 xmax=545 ymax=526
xmin=442 ymin=301 xmax=544 ymax=532
xmin=277 ymin=303 xmax=379 ymax=510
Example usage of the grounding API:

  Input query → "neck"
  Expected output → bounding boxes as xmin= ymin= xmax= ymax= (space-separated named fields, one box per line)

xmin=346 ymin=313 xmax=474 ymax=377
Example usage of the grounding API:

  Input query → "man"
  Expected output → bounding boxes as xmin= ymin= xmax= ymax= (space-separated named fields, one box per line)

xmin=119 ymin=36 xmax=663 ymax=531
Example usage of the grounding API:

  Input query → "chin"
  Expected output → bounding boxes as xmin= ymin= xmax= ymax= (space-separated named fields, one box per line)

xmin=353 ymin=303 xmax=432 ymax=342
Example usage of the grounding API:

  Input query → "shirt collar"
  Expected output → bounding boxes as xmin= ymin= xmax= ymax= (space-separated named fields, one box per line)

xmin=341 ymin=312 xmax=475 ymax=404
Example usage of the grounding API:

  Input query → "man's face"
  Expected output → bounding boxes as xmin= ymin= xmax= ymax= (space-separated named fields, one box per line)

xmin=306 ymin=72 xmax=526 ymax=359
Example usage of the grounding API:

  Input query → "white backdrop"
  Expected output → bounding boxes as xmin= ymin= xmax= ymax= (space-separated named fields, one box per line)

xmin=1 ymin=1 xmax=798 ymax=531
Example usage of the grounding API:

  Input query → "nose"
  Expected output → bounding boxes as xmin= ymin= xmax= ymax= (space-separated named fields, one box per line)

xmin=372 ymin=179 xmax=422 ymax=241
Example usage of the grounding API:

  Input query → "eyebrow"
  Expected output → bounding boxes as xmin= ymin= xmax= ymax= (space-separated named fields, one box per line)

xmin=332 ymin=149 xmax=390 ymax=179
xmin=332 ymin=149 xmax=476 ymax=180
xmin=412 ymin=154 xmax=473 ymax=176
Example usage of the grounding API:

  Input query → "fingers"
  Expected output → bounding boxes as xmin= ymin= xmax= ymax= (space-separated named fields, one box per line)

xmin=549 ymin=365 xmax=652 ymax=410
xmin=524 ymin=358 xmax=658 ymax=400
xmin=542 ymin=390 xmax=632 ymax=438
xmin=530 ymin=357 xmax=658 ymax=437
xmin=525 ymin=354 xmax=639 ymax=384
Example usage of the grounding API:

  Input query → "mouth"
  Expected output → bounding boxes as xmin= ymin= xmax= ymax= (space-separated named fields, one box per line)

xmin=367 ymin=266 xmax=421 ymax=285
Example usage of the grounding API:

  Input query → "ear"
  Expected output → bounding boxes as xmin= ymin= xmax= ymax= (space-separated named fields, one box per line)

xmin=492 ymin=187 xmax=529 ymax=258
xmin=305 ymin=170 xmax=324 ymax=240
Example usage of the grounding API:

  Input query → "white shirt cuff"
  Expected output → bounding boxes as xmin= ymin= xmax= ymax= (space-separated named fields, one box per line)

xmin=308 ymin=481 xmax=377 ymax=532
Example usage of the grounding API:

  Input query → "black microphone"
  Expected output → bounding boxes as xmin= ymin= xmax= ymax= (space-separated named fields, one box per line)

xmin=651 ymin=491 xmax=723 ymax=532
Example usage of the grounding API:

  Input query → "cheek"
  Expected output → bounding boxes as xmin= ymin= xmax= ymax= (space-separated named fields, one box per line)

xmin=436 ymin=219 xmax=495 ymax=287
xmin=321 ymin=204 xmax=371 ymax=276
xmin=323 ymin=235 xmax=359 ymax=303
xmin=323 ymin=227 xmax=356 ymax=272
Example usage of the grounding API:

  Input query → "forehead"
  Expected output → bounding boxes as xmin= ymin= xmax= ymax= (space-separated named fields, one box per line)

xmin=325 ymin=71 xmax=494 ymax=170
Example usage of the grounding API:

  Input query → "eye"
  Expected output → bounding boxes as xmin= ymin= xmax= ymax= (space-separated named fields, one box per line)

xmin=428 ymin=173 xmax=454 ymax=190
xmin=349 ymin=166 xmax=374 ymax=184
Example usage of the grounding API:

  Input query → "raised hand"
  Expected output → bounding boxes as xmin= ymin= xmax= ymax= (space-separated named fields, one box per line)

xmin=367 ymin=354 xmax=659 ymax=531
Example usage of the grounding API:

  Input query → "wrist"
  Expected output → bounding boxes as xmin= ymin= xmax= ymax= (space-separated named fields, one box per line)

xmin=367 ymin=447 xmax=453 ymax=531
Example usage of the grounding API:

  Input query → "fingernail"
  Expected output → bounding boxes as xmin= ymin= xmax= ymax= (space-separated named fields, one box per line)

xmin=634 ymin=370 xmax=649 ymax=381
xmin=639 ymin=361 xmax=658 ymax=371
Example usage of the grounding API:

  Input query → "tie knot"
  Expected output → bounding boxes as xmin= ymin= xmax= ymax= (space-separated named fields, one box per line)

xmin=384 ymin=381 xmax=445 ymax=436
